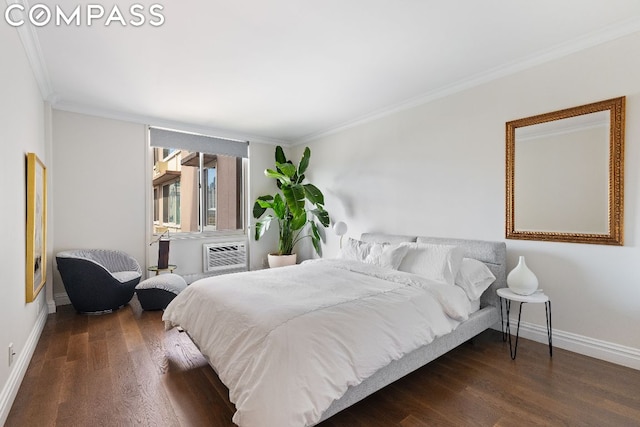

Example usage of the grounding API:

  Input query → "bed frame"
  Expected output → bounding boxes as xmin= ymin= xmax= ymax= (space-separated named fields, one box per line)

xmin=317 ymin=234 xmax=507 ymax=423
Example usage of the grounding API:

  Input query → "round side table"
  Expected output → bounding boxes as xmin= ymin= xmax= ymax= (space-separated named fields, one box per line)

xmin=497 ymin=287 xmax=552 ymax=360
xmin=147 ymin=264 xmax=177 ymax=276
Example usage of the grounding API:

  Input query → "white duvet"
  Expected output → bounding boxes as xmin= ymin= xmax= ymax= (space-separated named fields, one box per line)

xmin=162 ymin=259 xmax=473 ymax=427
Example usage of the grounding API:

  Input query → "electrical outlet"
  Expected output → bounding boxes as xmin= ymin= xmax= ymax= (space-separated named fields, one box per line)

xmin=8 ymin=343 xmax=15 ymax=367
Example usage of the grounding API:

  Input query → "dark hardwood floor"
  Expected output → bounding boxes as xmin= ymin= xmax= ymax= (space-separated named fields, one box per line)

xmin=6 ymin=299 xmax=640 ymax=426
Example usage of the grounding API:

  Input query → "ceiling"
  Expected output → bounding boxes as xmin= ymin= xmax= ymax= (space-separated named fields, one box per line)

xmin=19 ymin=0 xmax=640 ymax=144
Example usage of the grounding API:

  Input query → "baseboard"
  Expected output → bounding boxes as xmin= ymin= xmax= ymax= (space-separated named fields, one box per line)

xmin=54 ymin=292 xmax=71 ymax=307
xmin=0 ymin=305 xmax=48 ymax=426
xmin=493 ymin=321 xmax=640 ymax=370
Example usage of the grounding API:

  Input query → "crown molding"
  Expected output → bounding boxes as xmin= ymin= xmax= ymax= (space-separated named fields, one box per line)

xmin=6 ymin=0 xmax=55 ymax=101
xmin=52 ymin=99 xmax=288 ymax=146
xmin=295 ymin=16 xmax=640 ymax=145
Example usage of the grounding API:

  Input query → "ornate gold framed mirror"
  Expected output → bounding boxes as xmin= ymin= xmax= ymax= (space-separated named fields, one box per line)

xmin=506 ymin=97 xmax=625 ymax=245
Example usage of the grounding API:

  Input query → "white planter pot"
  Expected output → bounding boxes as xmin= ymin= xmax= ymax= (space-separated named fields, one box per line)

xmin=268 ymin=253 xmax=297 ymax=268
xmin=507 ymin=255 xmax=539 ymax=295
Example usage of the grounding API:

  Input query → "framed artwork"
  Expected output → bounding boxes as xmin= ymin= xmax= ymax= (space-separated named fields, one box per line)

xmin=26 ymin=153 xmax=47 ymax=303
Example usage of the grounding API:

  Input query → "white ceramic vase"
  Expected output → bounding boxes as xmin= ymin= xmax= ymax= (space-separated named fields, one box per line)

xmin=268 ymin=253 xmax=297 ymax=268
xmin=507 ymin=256 xmax=538 ymax=295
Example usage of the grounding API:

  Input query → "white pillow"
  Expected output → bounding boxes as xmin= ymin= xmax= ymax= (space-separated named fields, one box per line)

xmin=337 ymin=238 xmax=371 ymax=262
xmin=455 ymin=258 xmax=496 ymax=300
xmin=398 ymin=243 xmax=465 ymax=285
xmin=364 ymin=243 xmax=409 ymax=270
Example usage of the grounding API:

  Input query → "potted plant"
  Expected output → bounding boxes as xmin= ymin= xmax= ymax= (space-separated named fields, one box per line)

xmin=253 ymin=146 xmax=330 ymax=267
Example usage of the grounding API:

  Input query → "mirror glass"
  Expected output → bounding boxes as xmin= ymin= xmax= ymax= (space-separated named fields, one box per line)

xmin=506 ymin=97 xmax=624 ymax=245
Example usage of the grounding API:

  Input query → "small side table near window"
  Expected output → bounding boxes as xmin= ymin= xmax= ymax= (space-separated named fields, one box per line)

xmin=148 ymin=265 xmax=177 ymax=276
xmin=497 ymin=287 xmax=552 ymax=360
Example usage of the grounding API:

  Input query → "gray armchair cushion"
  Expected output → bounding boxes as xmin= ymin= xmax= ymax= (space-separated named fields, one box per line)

xmin=112 ymin=271 xmax=142 ymax=283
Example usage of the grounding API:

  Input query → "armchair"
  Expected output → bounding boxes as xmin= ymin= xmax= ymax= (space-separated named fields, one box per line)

xmin=56 ymin=249 xmax=142 ymax=313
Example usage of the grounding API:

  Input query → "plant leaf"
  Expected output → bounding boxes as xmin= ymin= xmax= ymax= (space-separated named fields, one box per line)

xmin=254 ymin=216 xmax=273 ymax=240
xmin=282 ymin=184 xmax=306 ymax=216
xmin=304 ymin=184 xmax=325 ymax=206
xmin=265 ymin=168 xmax=290 ymax=183
xmin=252 ymin=195 xmax=273 ymax=218
xmin=276 ymin=162 xmax=297 ymax=178
xmin=252 ymin=203 xmax=266 ymax=219
xmin=310 ymin=221 xmax=321 ymax=255
xmin=298 ymin=147 xmax=310 ymax=176
xmin=275 ymin=145 xmax=287 ymax=164
xmin=272 ymin=193 xmax=286 ymax=219
xmin=310 ymin=220 xmax=320 ymax=240
xmin=310 ymin=207 xmax=330 ymax=227
xmin=290 ymin=211 xmax=307 ymax=230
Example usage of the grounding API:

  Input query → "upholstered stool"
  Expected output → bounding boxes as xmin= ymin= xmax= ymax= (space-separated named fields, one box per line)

xmin=135 ymin=273 xmax=187 ymax=310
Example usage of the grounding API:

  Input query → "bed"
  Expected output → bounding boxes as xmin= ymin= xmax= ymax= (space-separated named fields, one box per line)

xmin=163 ymin=234 xmax=506 ymax=426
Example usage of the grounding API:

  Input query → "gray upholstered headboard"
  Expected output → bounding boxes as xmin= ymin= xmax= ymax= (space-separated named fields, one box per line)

xmin=360 ymin=233 xmax=506 ymax=308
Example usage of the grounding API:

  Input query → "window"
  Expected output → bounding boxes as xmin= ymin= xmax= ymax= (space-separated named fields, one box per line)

xmin=162 ymin=181 xmax=180 ymax=225
xmin=162 ymin=148 xmax=177 ymax=159
xmin=150 ymin=128 xmax=248 ymax=236
xmin=204 ymin=166 xmax=216 ymax=229
xmin=153 ymin=188 xmax=159 ymax=222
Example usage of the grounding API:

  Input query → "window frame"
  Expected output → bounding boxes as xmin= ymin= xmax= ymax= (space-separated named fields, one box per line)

xmin=202 ymin=160 xmax=218 ymax=232
xmin=148 ymin=129 xmax=248 ymax=240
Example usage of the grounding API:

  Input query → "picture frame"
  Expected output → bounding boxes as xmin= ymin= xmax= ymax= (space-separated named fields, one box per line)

xmin=26 ymin=152 xmax=47 ymax=303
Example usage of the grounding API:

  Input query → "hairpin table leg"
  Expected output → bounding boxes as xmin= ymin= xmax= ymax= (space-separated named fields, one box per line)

xmin=497 ymin=288 xmax=552 ymax=360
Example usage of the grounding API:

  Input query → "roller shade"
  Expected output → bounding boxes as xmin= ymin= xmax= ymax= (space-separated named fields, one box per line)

xmin=150 ymin=127 xmax=248 ymax=158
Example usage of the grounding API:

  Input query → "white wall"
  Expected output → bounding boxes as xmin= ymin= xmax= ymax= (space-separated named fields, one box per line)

xmin=0 ymin=22 xmax=49 ymax=425
xmin=300 ymin=32 xmax=640 ymax=367
xmin=247 ymin=142 xmax=281 ymax=269
xmin=51 ymin=111 xmax=148 ymax=297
